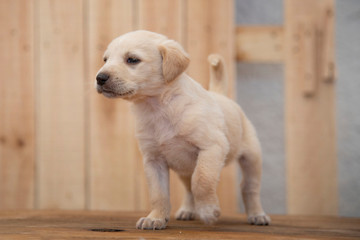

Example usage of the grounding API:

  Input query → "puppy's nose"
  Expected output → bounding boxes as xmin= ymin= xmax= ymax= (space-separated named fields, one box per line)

xmin=96 ymin=72 xmax=109 ymax=86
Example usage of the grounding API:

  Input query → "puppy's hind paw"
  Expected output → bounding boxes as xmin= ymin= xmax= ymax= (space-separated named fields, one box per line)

xmin=248 ymin=213 xmax=271 ymax=226
xmin=136 ymin=217 xmax=168 ymax=230
xmin=175 ymin=209 xmax=196 ymax=221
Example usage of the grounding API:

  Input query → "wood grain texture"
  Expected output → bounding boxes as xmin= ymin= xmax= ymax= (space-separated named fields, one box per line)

xmin=186 ymin=0 xmax=235 ymax=92
xmin=0 ymin=210 xmax=359 ymax=239
xmin=236 ymin=26 xmax=284 ymax=63
xmin=138 ymin=0 xmax=185 ymax=42
xmin=36 ymin=0 xmax=85 ymax=209
xmin=86 ymin=0 xmax=145 ymax=211
xmin=186 ymin=0 xmax=237 ymax=214
xmin=285 ymin=0 xmax=338 ymax=215
xmin=299 ymin=18 xmax=317 ymax=96
xmin=0 ymin=0 xmax=35 ymax=209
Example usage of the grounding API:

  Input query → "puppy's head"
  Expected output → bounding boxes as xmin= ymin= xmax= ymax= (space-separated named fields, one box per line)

xmin=96 ymin=30 xmax=189 ymax=100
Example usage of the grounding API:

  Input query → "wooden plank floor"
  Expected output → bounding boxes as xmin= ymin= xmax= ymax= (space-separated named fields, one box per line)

xmin=0 ymin=211 xmax=359 ymax=239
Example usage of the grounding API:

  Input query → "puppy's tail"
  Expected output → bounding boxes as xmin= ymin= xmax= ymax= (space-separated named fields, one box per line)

xmin=208 ymin=54 xmax=228 ymax=96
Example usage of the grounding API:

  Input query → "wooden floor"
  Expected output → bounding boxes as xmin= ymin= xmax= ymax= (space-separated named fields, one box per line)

xmin=0 ymin=210 xmax=359 ymax=239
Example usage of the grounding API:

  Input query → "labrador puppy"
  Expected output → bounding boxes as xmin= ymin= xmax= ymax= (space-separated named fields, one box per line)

xmin=96 ymin=30 xmax=270 ymax=230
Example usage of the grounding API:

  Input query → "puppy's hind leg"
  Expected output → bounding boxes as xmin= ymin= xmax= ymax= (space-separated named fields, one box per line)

xmin=175 ymin=175 xmax=196 ymax=221
xmin=238 ymin=125 xmax=270 ymax=225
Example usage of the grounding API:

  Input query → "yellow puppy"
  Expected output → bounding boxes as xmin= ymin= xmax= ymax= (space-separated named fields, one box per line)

xmin=96 ymin=30 xmax=270 ymax=230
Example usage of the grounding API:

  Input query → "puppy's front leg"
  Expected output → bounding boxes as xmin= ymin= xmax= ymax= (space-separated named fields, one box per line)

xmin=136 ymin=158 xmax=170 ymax=230
xmin=192 ymin=145 xmax=226 ymax=224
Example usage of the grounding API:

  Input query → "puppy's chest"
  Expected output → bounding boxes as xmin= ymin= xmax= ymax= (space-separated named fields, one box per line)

xmin=136 ymin=109 xmax=198 ymax=174
xmin=160 ymin=136 xmax=199 ymax=174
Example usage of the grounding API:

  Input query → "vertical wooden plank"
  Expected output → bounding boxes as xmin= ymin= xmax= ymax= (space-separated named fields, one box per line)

xmin=186 ymin=0 xmax=210 ymax=90
xmin=36 ymin=0 xmax=85 ymax=209
xmin=187 ymin=0 xmax=235 ymax=96
xmin=0 ymin=0 xmax=35 ymax=209
xmin=186 ymin=0 xmax=237 ymax=214
xmin=138 ymin=0 xmax=186 ymax=213
xmin=285 ymin=0 xmax=338 ymax=215
xmin=138 ymin=0 xmax=184 ymax=41
xmin=87 ymin=0 xmax=141 ymax=210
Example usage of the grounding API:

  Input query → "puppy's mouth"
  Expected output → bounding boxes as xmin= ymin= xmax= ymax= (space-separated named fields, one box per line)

xmin=97 ymin=86 xmax=135 ymax=98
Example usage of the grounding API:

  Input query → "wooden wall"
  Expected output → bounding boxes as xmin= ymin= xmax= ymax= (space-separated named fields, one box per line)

xmin=0 ymin=0 xmax=236 ymax=212
xmin=0 ymin=0 xmax=338 ymax=216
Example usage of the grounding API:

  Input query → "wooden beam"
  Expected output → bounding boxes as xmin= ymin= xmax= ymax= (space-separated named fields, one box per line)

xmin=0 ymin=0 xmax=35 ymax=209
xmin=284 ymin=0 xmax=338 ymax=215
xmin=236 ymin=26 xmax=284 ymax=63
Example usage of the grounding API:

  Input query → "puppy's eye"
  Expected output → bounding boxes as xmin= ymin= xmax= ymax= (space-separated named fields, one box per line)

xmin=126 ymin=57 xmax=141 ymax=64
xmin=103 ymin=57 xmax=107 ymax=62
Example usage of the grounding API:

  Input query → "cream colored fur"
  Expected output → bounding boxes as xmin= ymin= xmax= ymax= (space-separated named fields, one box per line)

xmin=96 ymin=30 xmax=270 ymax=230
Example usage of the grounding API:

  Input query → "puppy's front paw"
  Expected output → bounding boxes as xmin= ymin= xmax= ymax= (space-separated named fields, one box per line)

xmin=197 ymin=204 xmax=221 ymax=225
xmin=136 ymin=217 xmax=168 ymax=230
xmin=175 ymin=208 xmax=196 ymax=221
xmin=248 ymin=213 xmax=271 ymax=225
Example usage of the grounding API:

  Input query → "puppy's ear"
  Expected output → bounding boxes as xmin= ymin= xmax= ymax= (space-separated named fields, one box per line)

xmin=158 ymin=40 xmax=190 ymax=82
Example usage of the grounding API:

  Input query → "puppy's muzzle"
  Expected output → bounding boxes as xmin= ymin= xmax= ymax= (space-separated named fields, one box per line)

xmin=96 ymin=72 xmax=110 ymax=86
